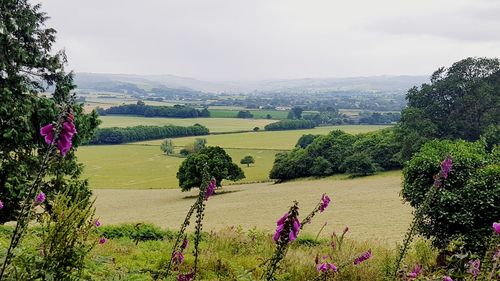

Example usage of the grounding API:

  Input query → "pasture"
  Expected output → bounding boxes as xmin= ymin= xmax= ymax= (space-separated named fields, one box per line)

xmin=209 ymin=109 xmax=290 ymax=119
xmin=98 ymin=116 xmax=275 ymax=133
xmin=93 ymin=171 xmax=411 ymax=243
xmin=78 ymin=125 xmax=391 ymax=189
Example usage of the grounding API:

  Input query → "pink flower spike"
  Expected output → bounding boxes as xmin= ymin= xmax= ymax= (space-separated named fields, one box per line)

xmin=493 ymin=222 xmax=500 ymax=234
xmin=443 ymin=276 xmax=453 ymax=281
xmin=316 ymin=263 xmax=328 ymax=272
xmin=320 ymin=194 xmax=331 ymax=212
xmin=35 ymin=192 xmax=46 ymax=204
xmin=40 ymin=124 xmax=55 ymax=145
xmin=0 ymin=200 xmax=3 ymax=210
xmin=276 ymin=213 xmax=288 ymax=226
xmin=177 ymin=272 xmax=195 ymax=281
xmin=343 ymin=226 xmax=349 ymax=235
xmin=181 ymin=238 xmax=189 ymax=250
xmin=99 ymin=237 xmax=107 ymax=244
xmin=440 ymin=156 xmax=453 ymax=179
xmin=94 ymin=220 xmax=101 ymax=227
xmin=354 ymin=249 xmax=372 ymax=265
xmin=273 ymin=224 xmax=284 ymax=242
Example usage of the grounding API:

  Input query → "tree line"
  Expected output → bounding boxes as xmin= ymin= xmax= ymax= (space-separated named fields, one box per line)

xmin=96 ymin=103 xmax=210 ymax=118
xmin=89 ymin=124 xmax=209 ymax=145
xmin=264 ymin=120 xmax=316 ymax=131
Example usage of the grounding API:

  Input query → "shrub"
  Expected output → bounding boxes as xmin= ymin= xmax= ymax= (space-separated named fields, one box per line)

xmin=402 ymin=140 xmax=500 ymax=253
xmin=99 ymin=223 xmax=171 ymax=242
xmin=264 ymin=120 xmax=316 ymax=131
xmin=341 ymin=152 xmax=378 ymax=177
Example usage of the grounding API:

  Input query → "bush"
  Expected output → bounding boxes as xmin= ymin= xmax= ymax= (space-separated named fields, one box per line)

xmin=295 ymin=134 xmax=320 ymax=148
xmin=341 ymin=152 xmax=377 ymax=177
xmin=402 ymin=140 xmax=500 ymax=253
xmin=237 ymin=110 xmax=253 ymax=118
xmin=99 ymin=104 xmax=204 ymax=118
xmin=99 ymin=223 xmax=172 ymax=242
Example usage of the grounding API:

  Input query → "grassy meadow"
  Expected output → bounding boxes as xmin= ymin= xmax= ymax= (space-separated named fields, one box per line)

xmin=93 ymin=171 xmax=410 ymax=243
xmin=98 ymin=116 xmax=276 ymax=133
xmin=78 ymin=125 xmax=390 ymax=189
xmin=209 ymin=109 xmax=290 ymax=119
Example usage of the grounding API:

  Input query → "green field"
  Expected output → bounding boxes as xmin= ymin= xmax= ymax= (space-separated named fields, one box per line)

xmin=98 ymin=116 xmax=275 ymax=133
xmin=209 ymin=109 xmax=290 ymax=119
xmin=78 ymin=125 xmax=390 ymax=189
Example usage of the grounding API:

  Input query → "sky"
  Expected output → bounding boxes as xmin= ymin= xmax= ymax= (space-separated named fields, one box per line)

xmin=41 ymin=0 xmax=500 ymax=81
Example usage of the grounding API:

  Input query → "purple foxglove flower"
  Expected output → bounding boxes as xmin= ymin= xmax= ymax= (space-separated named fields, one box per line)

xmin=173 ymin=251 xmax=184 ymax=264
xmin=181 ymin=238 xmax=189 ymax=250
xmin=0 ymin=200 xmax=3 ymax=210
xmin=204 ymin=179 xmax=216 ymax=200
xmin=493 ymin=222 xmax=500 ymax=234
xmin=94 ymin=220 xmax=101 ymax=227
xmin=99 ymin=237 xmax=107 ymax=244
xmin=273 ymin=223 xmax=284 ymax=242
xmin=467 ymin=259 xmax=480 ymax=278
xmin=443 ymin=276 xmax=453 ymax=281
xmin=320 ymin=194 xmax=331 ymax=212
xmin=36 ymin=192 xmax=46 ymax=204
xmin=289 ymin=218 xmax=300 ymax=241
xmin=440 ymin=156 xmax=453 ymax=179
xmin=407 ymin=264 xmax=422 ymax=279
xmin=40 ymin=124 xmax=55 ymax=145
xmin=354 ymin=249 xmax=372 ymax=265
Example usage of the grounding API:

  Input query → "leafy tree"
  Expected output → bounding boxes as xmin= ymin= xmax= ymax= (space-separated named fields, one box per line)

xmin=296 ymin=134 xmax=320 ymax=148
xmin=161 ymin=139 xmax=174 ymax=155
xmin=237 ymin=110 xmax=253 ymax=118
xmin=308 ymin=157 xmax=332 ymax=176
xmin=200 ymin=107 xmax=210 ymax=117
xmin=137 ymin=100 xmax=145 ymax=106
xmin=402 ymin=140 xmax=499 ymax=253
xmin=0 ymin=0 xmax=100 ymax=223
xmin=340 ymin=152 xmax=377 ymax=177
xmin=193 ymin=138 xmax=207 ymax=152
xmin=264 ymin=120 xmax=316 ymax=131
xmin=240 ymin=155 xmax=255 ymax=167
xmin=177 ymin=146 xmax=245 ymax=191
xmin=397 ymin=57 xmax=500 ymax=160
xmin=287 ymin=106 xmax=303 ymax=119
xmin=266 ymin=114 xmax=272 ymax=119
xmin=253 ymin=127 xmax=260 ymax=132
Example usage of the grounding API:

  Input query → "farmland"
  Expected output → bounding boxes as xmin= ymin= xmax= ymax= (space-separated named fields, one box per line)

xmin=78 ymin=124 xmax=391 ymax=189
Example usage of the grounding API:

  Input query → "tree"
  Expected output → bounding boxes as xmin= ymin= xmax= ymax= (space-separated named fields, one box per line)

xmin=177 ymin=146 xmax=245 ymax=191
xmin=200 ymin=107 xmax=210 ymax=117
xmin=193 ymin=138 xmax=207 ymax=152
xmin=137 ymin=100 xmax=145 ymax=106
xmin=161 ymin=139 xmax=174 ymax=155
xmin=296 ymin=134 xmax=320 ymax=148
xmin=237 ymin=110 xmax=253 ymax=118
xmin=266 ymin=114 xmax=272 ymax=119
xmin=340 ymin=152 xmax=377 ymax=177
xmin=287 ymin=106 xmax=303 ymax=119
xmin=240 ymin=155 xmax=255 ymax=167
xmin=0 ymin=0 xmax=100 ymax=223
xmin=397 ymin=57 xmax=500 ymax=160
xmin=402 ymin=140 xmax=499 ymax=253
xmin=253 ymin=127 xmax=260 ymax=132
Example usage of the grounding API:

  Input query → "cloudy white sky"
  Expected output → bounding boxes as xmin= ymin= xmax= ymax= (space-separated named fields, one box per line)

xmin=41 ymin=0 xmax=500 ymax=81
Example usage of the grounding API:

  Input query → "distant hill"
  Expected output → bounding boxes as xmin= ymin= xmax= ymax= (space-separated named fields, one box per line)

xmin=74 ymin=73 xmax=429 ymax=94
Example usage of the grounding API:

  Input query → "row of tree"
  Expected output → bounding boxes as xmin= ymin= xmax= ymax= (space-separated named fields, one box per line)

xmin=270 ymin=128 xmax=401 ymax=180
xmin=89 ymin=124 xmax=209 ymax=144
xmin=264 ymin=120 xmax=316 ymax=131
xmin=96 ymin=102 xmax=210 ymax=118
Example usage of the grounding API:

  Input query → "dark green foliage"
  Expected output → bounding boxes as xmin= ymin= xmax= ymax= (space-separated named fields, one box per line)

xmin=397 ymin=57 xmax=500 ymax=160
xmin=270 ymin=129 xmax=401 ymax=181
xmin=236 ymin=110 xmax=254 ymax=118
xmin=177 ymin=146 xmax=245 ymax=191
xmin=240 ymin=155 xmax=255 ymax=167
xmin=160 ymin=139 xmax=174 ymax=155
xmin=402 ymin=140 xmax=500 ymax=253
xmin=341 ymin=152 xmax=377 ymax=177
xmin=253 ymin=127 xmax=260 ymax=131
xmin=99 ymin=223 xmax=172 ymax=242
xmin=295 ymin=134 xmax=320 ymax=148
xmin=482 ymin=124 xmax=500 ymax=151
xmin=194 ymin=138 xmax=207 ymax=152
xmin=0 ymin=0 xmax=100 ymax=223
xmin=89 ymin=124 xmax=209 ymax=144
xmin=359 ymin=112 xmax=400 ymax=125
xmin=264 ymin=120 xmax=316 ymax=131
xmin=287 ymin=106 xmax=303 ymax=119
xmin=97 ymin=104 xmax=205 ymax=118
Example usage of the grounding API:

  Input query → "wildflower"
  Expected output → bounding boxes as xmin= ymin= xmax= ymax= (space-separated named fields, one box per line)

xmin=0 ymin=200 xmax=3 ymax=210
xmin=35 ymin=192 xmax=46 ymax=204
xmin=440 ymin=156 xmax=453 ymax=179
xmin=343 ymin=226 xmax=349 ymax=235
xmin=177 ymin=272 xmax=194 ymax=281
xmin=467 ymin=259 xmax=480 ymax=279
xmin=443 ymin=276 xmax=453 ymax=281
xmin=493 ymin=222 xmax=500 ymax=234
xmin=99 ymin=237 xmax=107 ymax=244
xmin=320 ymin=194 xmax=330 ymax=212
xmin=204 ymin=178 xmax=216 ymax=200
xmin=316 ymin=256 xmax=337 ymax=273
xmin=40 ymin=116 xmax=77 ymax=156
xmin=407 ymin=264 xmax=422 ymax=279
xmin=94 ymin=220 xmax=101 ymax=227
xmin=172 ymin=250 xmax=184 ymax=264
xmin=273 ymin=213 xmax=300 ymax=242
xmin=354 ymin=249 xmax=372 ymax=265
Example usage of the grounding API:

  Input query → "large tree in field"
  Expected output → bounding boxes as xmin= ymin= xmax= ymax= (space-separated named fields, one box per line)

xmin=397 ymin=57 xmax=500 ymax=160
xmin=177 ymin=146 xmax=244 ymax=191
xmin=0 ymin=0 xmax=100 ymax=223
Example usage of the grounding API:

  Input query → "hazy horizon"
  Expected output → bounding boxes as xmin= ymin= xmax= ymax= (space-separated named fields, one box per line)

xmin=42 ymin=0 xmax=500 ymax=80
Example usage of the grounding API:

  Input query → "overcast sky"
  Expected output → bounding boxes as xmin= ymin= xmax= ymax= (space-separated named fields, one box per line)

xmin=41 ymin=0 xmax=500 ymax=81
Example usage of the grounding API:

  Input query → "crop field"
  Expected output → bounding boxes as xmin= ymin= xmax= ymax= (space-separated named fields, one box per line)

xmin=93 ymin=170 xmax=411 ymax=243
xmin=98 ymin=116 xmax=275 ymax=133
